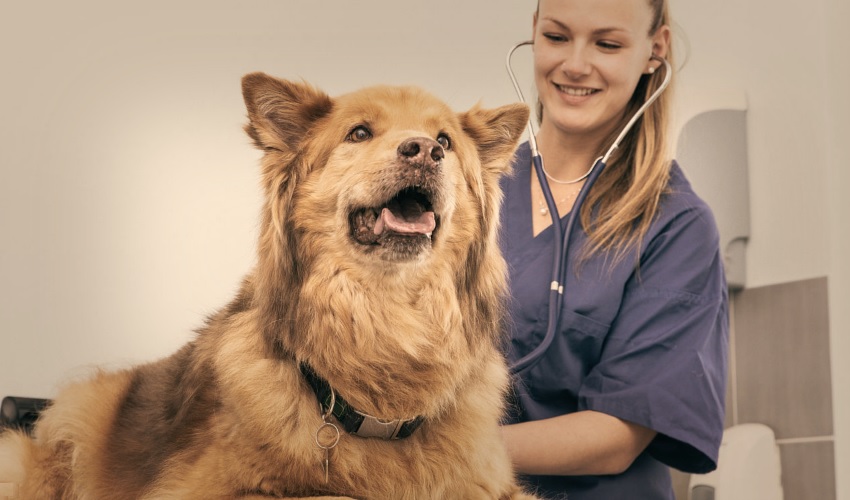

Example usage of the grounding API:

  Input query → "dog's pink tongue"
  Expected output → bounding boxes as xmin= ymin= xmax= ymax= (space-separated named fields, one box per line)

xmin=373 ymin=207 xmax=435 ymax=236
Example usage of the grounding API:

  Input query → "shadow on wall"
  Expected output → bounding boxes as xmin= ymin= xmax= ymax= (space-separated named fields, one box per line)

xmin=675 ymin=92 xmax=750 ymax=291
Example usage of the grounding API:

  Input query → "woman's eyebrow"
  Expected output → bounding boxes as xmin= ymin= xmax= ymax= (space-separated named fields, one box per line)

xmin=540 ymin=17 xmax=630 ymax=36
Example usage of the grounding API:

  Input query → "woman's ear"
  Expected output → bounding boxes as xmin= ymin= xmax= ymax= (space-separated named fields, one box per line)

xmin=645 ymin=25 xmax=671 ymax=74
xmin=651 ymin=25 xmax=672 ymax=60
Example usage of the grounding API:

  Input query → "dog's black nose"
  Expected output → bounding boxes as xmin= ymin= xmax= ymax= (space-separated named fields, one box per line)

xmin=398 ymin=137 xmax=444 ymax=165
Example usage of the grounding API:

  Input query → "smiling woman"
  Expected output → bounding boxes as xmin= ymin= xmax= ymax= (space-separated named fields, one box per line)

xmin=499 ymin=0 xmax=729 ymax=499
xmin=532 ymin=0 xmax=669 ymax=150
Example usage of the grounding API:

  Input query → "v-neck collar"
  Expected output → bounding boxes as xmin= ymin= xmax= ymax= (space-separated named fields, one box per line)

xmin=502 ymin=143 xmax=572 ymax=277
xmin=508 ymin=143 xmax=573 ymax=230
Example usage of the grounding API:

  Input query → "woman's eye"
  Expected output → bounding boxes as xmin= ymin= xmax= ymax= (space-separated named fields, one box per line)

xmin=598 ymin=41 xmax=623 ymax=50
xmin=436 ymin=133 xmax=451 ymax=150
xmin=543 ymin=33 xmax=568 ymax=43
xmin=347 ymin=125 xmax=372 ymax=143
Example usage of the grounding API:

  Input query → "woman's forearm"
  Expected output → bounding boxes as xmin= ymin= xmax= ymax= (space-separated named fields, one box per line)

xmin=500 ymin=410 xmax=657 ymax=476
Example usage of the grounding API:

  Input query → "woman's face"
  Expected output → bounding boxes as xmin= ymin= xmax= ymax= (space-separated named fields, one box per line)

xmin=533 ymin=0 xmax=669 ymax=146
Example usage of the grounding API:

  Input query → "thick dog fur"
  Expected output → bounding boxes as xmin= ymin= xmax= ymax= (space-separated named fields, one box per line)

xmin=0 ymin=73 xmax=532 ymax=499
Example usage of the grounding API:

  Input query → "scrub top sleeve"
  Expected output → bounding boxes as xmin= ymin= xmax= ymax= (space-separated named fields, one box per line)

xmin=578 ymin=201 xmax=729 ymax=474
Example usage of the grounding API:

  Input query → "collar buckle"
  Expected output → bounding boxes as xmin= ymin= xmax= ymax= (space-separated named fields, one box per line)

xmin=353 ymin=415 xmax=407 ymax=439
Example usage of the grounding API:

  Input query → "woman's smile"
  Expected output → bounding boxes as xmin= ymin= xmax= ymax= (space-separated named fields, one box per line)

xmin=553 ymin=83 xmax=600 ymax=98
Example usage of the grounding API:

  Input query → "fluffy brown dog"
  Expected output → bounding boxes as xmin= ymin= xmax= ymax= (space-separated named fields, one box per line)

xmin=0 ymin=73 xmax=533 ymax=499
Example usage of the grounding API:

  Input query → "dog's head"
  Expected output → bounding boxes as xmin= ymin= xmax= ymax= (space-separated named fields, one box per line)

xmin=241 ymin=73 xmax=528 ymax=363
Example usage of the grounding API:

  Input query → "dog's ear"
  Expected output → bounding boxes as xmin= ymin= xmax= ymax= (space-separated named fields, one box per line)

xmin=242 ymin=72 xmax=334 ymax=152
xmin=459 ymin=103 xmax=529 ymax=171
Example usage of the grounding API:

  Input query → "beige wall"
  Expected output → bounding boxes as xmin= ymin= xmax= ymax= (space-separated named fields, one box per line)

xmin=1 ymin=0 xmax=846 ymax=497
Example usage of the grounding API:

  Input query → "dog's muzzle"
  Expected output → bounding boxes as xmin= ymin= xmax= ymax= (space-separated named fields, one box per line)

xmin=349 ymin=137 xmax=444 ymax=256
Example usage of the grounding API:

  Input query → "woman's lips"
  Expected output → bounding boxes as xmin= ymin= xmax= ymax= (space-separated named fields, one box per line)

xmin=554 ymin=83 xmax=600 ymax=97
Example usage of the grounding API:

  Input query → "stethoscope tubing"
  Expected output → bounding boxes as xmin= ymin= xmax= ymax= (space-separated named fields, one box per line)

xmin=505 ymin=40 xmax=672 ymax=375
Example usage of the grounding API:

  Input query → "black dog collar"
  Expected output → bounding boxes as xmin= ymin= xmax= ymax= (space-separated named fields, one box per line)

xmin=300 ymin=364 xmax=424 ymax=440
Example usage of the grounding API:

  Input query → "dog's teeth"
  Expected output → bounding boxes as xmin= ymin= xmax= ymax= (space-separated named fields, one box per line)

xmin=373 ymin=214 xmax=385 ymax=235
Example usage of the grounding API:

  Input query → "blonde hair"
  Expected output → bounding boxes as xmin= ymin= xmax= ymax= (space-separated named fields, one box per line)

xmin=537 ymin=0 xmax=675 ymax=265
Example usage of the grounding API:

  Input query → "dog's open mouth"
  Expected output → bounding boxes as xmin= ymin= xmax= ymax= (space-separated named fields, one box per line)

xmin=350 ymin=187 xmax=438 ymax=248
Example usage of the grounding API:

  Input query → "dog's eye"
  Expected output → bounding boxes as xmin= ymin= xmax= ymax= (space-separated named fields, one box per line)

xmin=436 ymin=133 xmax=451 ymax=150
xmin=347 ymin=125 xmax=372 ymax=143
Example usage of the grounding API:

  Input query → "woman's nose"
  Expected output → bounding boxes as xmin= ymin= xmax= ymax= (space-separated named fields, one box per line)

xmin=559 ymin=47 xmax=592 ymax=78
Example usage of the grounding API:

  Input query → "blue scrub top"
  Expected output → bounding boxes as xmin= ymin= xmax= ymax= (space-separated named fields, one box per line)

xmin=501 ymin=143 xmax=729 ymax=499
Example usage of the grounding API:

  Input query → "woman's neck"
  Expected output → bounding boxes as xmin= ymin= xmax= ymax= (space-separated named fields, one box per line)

xmin=535 ymin=125 xmax=604 ymax=182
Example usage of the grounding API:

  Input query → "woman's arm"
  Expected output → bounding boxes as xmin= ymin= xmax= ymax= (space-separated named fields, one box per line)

xmin=501 ymin=410 xmax=657 ymax=476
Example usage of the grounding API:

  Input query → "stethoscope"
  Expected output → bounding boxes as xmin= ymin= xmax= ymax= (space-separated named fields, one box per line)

xmin=505 ymin=40 xmax=673 ymax=375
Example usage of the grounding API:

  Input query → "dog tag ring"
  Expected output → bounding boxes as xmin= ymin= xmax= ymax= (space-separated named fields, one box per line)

xmin=315 ymin=388 xmax=341 ymax=483
xmin=316 ymin=421 xmax=340 ymax=483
